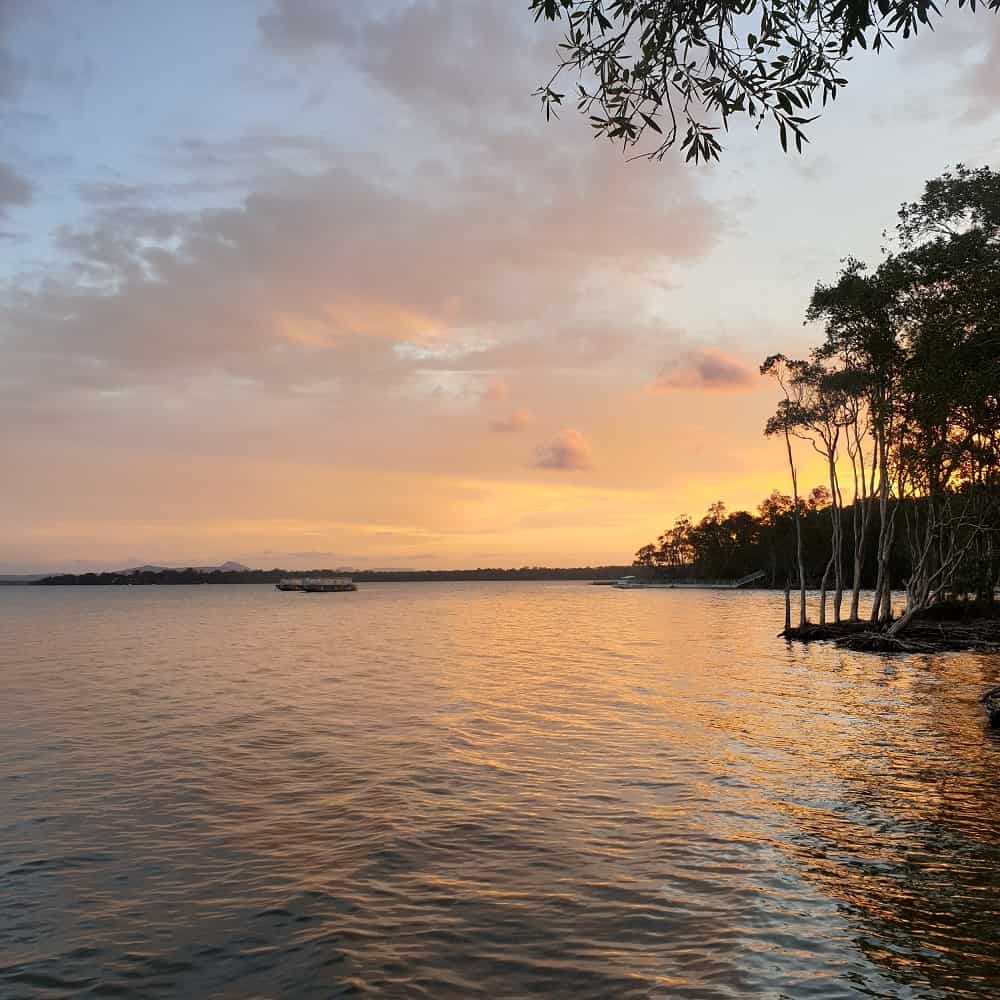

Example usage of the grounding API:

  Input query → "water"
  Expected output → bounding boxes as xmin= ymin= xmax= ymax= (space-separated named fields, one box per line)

xmin=2 ymin=583 xmax=999 ymax=999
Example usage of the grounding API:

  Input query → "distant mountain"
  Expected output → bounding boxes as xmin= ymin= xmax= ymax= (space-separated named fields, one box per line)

xmin=119 ymin=561 xmax=250 ymax=575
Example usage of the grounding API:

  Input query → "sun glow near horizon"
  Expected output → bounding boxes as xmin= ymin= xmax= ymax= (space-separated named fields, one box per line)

xmin=1 ymin=2 xmax=997 ymax=574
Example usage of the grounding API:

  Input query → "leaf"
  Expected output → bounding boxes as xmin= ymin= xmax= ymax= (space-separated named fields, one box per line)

xmin=640 ymin=111 xmax=663 ymax=134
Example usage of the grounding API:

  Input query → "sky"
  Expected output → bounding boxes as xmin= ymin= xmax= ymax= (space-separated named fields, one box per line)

xmin=2 ymin=0 xmax=1000 ymax=573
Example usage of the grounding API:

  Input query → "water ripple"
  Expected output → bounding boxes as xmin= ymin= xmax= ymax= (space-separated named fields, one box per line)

xmin=1 ymin=583 xmax=998 ymax=998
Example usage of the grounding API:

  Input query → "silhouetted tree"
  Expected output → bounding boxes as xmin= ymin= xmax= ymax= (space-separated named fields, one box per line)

xmin=763 ymin=165 xmax=1000 ymax=636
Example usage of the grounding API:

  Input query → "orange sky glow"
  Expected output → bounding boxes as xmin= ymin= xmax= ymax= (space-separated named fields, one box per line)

xmin=2 ymin=2 xmax=998 ymax=572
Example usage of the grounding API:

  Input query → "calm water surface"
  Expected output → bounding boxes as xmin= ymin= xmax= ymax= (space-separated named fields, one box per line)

xmin=2 ymin=583 xmax=999 ymax=999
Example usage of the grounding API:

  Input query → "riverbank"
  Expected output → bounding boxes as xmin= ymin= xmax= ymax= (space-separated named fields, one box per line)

xmin=783 ymin=603 xmax=1000 ymax=653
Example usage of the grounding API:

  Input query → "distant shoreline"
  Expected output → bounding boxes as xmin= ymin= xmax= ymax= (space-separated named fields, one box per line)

xmin=32 ymin=566 xmax=654 ymax=586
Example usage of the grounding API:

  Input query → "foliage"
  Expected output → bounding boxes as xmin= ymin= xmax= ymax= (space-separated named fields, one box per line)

xmin=532 ymin=0 xmax=1000 ymax=163
xmin=765 ymin=164 xmax=1000 ymax=630
xmin=632 ymin=489 xmax=886 ymax=584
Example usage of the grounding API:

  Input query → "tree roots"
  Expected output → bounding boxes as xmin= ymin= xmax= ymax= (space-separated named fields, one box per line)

xmin=783 ymin=617 xmax=1000 ymax=653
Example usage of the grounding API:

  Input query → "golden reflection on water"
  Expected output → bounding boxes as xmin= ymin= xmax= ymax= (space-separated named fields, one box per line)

xmin=1 ymin=582 xmax=999 ymax=999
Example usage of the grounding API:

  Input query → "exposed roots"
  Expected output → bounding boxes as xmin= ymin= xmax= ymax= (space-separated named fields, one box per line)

xmin=836 ymin=631 xmax=938 ymax=654
xmin=981 ymin=686 xmax=1000 ymax=728
xmin=783 ymin=616 xmax=1000 ymax=654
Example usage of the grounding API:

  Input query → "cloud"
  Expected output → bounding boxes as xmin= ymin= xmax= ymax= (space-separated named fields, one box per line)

xmin=0 ymin=0 xmax=26 ymax=99
xmin=651 ymin=349 xmax=755 ymax=391
xmin=489 ymin=409 xmax=533 ymax=433
xmin=0 ymin=0 xmax=728 ymax=577
xmin=257 ymin=0 xmax=359 ymax=52
xmin=482 ymin=376 xmax=508 ymax=402
xmin=959 ymin=27 xmax=1000 ymax=123
xmin=0 ymin=161 xmax=30 ymax=216
xmin=900 ymin=14 xmax=1000 ymax=125
xmin=534 ymin=429 xmax=592 ymax=470
xmin=1 ymin=0 xmax=720 ymax=432
xmin=2 ymin=127 xmax=720 ymax=425
xmin=258 ymin=0 xmax=558 ymax=120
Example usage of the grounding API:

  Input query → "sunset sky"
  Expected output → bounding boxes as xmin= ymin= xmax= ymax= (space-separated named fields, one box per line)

xmin=3 ymin=1 xmax=999 ymax=572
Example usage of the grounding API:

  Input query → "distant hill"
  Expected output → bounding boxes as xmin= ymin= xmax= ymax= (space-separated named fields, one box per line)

xmin=118 ymin=561 xmax=250 ymax=575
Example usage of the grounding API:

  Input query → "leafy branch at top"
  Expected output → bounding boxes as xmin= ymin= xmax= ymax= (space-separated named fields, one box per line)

xmin=531 ymin=0 xmax=999 ymax=163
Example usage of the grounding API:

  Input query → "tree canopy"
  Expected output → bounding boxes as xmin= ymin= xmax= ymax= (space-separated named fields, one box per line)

xmin=635 ymin=166 xmax=1000 ymax=641
xmin=783 ymin=165 xmax=1000 ymax=631
xmin=532 ymin=0 xmax=1000 ymax=162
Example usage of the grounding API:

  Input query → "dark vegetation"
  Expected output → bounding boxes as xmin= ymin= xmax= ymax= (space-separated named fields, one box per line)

xmin=37 ymin=566 xmax=647 ymax=586
xmin=637 ymin=166 xmax=1000 ymax=652
xmin=633 ymin=491 xmax=916 ymax=586
xmin=533 ymin=0 xmax=1000 ymax=162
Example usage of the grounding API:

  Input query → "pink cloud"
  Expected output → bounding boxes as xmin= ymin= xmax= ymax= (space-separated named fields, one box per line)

xmin=489 ymin=408 xmax=533 ymax=433
xmin=534 ymin=429 xmax=592 ymax=470
xmin=651 ymin=349 xmax=755 ymax=391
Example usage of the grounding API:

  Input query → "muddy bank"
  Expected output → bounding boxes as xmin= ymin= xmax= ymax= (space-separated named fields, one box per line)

xmin=782 ymin=603 xmax=1000 ymax=654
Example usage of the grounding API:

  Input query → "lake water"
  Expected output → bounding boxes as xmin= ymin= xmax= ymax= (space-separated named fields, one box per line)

xmin=2 ymin=583 xmax=999 ymax=999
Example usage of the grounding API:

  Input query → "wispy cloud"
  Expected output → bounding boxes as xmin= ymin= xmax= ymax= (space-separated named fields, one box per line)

xmin=0 ymin=161 xmax=30 ymax=218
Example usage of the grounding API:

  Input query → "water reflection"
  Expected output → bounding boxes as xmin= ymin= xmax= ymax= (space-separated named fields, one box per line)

xmin=1 ymin=583 xmax=998 ymax=998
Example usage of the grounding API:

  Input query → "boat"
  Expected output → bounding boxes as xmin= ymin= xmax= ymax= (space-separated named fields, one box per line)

xmin=302 ymin=576 xmax=357 ymax=593
xmin=276 ymin=578 xmax=305 ymax=591
xmin=613 ymin=570 xmax=766 ymax=590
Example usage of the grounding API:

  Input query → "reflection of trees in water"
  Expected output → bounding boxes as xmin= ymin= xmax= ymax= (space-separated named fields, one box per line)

xmin=778 ymin=652 xmax=1000 ymax=997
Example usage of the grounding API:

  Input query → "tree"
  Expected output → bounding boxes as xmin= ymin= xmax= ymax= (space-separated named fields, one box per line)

xmin=532 ymin=0 xmax=1000 ymax=163
xmin=766 ymin=165 xmax=1000 ymax=636
xmin=761 ymin=355 xmax=810 ymax=627
xmin=757 ymin=490 xmax=795 ymax=587
xmin=883 ymin=166 xmax=1000 ymax=628
xmin=808 ymin=259 xmax=903 ymax=624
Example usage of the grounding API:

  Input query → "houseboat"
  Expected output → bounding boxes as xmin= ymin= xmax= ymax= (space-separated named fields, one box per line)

xmin=302 ymin=576 xmax=357 ymax=593
xmin=276 ymin=576 xmax=357 ymax=592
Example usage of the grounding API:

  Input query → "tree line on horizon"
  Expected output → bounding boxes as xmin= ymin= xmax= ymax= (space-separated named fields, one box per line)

xmin=637 ymin=165 xmax=1000 ymax=637
xmin=36 ymin=566 xmax=645 ymax=586
xmin=633 ymin=490 xmax=913 ymax=591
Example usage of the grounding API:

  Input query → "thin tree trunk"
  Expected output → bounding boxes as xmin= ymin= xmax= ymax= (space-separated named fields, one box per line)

xmin=819 ymin=555 xmax=833 ymax=625
xmin=848 ymin=420 xmax=874 ymax=622
xmin=870 ymin=415 xmax=891 ymax=625
xmin=828 ymin=450 xmax=843 ymax=623
xmin=784 ymin=428 xmax=807 ymax=628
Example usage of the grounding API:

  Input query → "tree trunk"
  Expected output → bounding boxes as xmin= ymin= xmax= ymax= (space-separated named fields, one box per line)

xmin=818 ymin=554 xmax=834 ymax=626
xmin=783 ymin=427 xmax=807 ymax=628
xmin=828 ymin=452 xmax=843 ymax=624
xmin=849 ymin=548 xmax=864 ymax=620
xmin=870 ymin=417 xmax=892 ymax=625
xmin=848 ymin=422 xmax=874 ymax=622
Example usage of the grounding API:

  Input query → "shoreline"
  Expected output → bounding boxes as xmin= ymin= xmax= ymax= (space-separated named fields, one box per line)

xmin=783 ymin=612 xmax=1000 ymax=654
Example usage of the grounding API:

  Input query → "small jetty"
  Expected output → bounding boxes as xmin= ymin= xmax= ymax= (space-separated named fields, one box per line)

xmin=612 ymin=570 xmax=765 ymax=590
xmin=276 ymin=576 xmax=357 ymax=593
